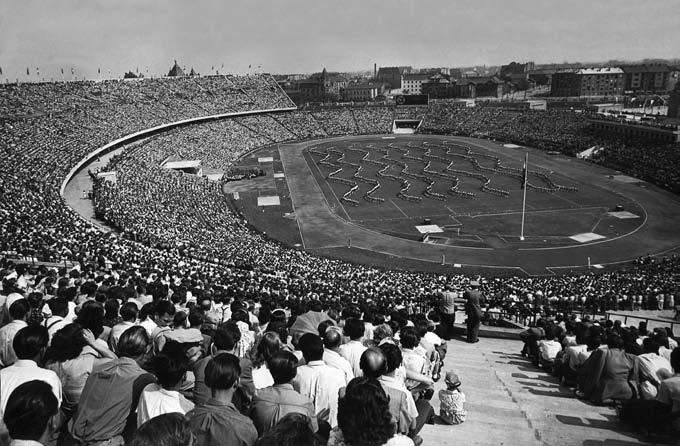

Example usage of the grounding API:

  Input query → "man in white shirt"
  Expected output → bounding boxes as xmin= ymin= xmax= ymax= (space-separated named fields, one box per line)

xmin=0 ymin=299 xmax=30 ymax=367
xmin=379 ymin=343 xmax=428 ymax=437
xmin=0 ymin=325 xmax=62 ymax=413
xmin=322 ymin=327 xmax=354 ymax=384
xmin=338 ymin=318 xmax=367 ymax=378
xmin=294 ymin=333 xmax=346 ymax=427
xmin=109 ymin=302 xmax=139 ymax=353
xmin=636 ymin=338 xmax=673 ymax=399
xmin=140 ymin=300 xmax=176 ymax=338
xmin=44 ymin=298 xmax=69 ymax=342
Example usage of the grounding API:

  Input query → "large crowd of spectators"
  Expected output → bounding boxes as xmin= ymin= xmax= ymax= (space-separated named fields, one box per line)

xmin=0 ymin=267 xmax=460 ymax=445
xmin=519 ymin=313 xmax=680 ymax=435
xmin=1 ymin=76 xmax=680 ymax=443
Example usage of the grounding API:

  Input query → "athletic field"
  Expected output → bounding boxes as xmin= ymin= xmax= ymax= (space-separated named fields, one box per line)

xmin=226 ymin=135 xmax=680 ymax=276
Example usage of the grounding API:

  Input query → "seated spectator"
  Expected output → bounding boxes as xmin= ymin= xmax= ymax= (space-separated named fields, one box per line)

xmin=187 ymin=353 xmax=258 ymax=446
xmin=339 ymin=318 xmax=367 ymax=378
xmin=69 ymin=326 xmax=156 ymax=445
xmin=43 ymin=297 xmax=69 ymax=342
xmin=0 ymin=299 xmax=30 ymax=366
xmin=329 ymin=377 xmax=414 ymax=446
xmin=137 ymin=352 xmax=194 ymax=425
xmin=140 ymin=300 xmax=176 ymax=349
xmin=656 ymin=347 xmax=680 ymax=433
xmin=438 ymin=371 xmax=467 ymax=425
xmin=0 ymin=325 xmax=62 ymax=413
xmin=294 ymin=333 xmax=345 ymax=427
xmin=400 ymin=327 xmax=433 ymax=400
xmin=109 ymin=302 xmax=139 ymax=353
xmin=254 ymin=412 xmax=320 ymax=446
xmin=44 ymin=323 xmax=115 ymax=418
xmin=3 ymin=380 xmax=59 ymax=446
xmin=75 ymin=301 xmax=109 ymax=346
xmin=636 ymin=338 xmax=673 ymax=399
xmin=520 ymin=320 xmax=545 ymax=361
xmin=322 ymin=327 xmax=354 ymax=384
xmin=537 ymin=325 xmax=562 ymax=372
xmin=231 ymin=308 xmax=255 ymax=358
xmin=132 ymin=412 xmax=193 ymax=446
xmin=578 ymin=333 xmax=637 ymax=404
xmin=379 ymin=343 xmax=432 ymax=439
xmin=193 ymin=323 xmax=243 ymax=405
xmin=360 ymin=348 xmax=417 ymax=436
xmin=251 ymin=332 xmax=282 ymax=390
xmin=250 ymin=350 xmax=318 ymax=435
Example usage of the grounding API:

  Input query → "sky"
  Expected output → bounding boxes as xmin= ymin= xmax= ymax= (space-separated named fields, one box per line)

xmin=0 ymin=0 xmax=678 ymax=81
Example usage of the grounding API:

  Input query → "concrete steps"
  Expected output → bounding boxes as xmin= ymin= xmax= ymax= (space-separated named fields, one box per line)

xmin=417 ymin=337 xmax=673 ymax=446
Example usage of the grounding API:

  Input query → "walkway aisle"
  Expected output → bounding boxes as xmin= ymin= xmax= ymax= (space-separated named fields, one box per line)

xmin=419 ymin=338 xmax=670 ymax=446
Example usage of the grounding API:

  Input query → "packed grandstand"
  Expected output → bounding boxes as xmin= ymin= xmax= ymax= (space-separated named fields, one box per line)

xmin=2 ymin=75 xmax=679 ymax=303
xmin=1 ymin=75 xmax=679 ymax=443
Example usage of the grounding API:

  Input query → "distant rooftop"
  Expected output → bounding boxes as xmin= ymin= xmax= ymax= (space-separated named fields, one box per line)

xmin=577 ymin=67 xmax=624 ymax=75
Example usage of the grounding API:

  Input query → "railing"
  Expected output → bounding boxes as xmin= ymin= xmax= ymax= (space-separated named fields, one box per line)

xmin=605 ymin=311 xmax=679 ymax=332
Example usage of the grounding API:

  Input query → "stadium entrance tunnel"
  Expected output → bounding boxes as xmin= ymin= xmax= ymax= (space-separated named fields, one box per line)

xmin=392 ymin=119 xmax=422 ymax=134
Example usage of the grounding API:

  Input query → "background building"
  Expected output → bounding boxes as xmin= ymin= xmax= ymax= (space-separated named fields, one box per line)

xmin=341 ymin=82 xmax=386 ymax=101
xmin=376 ymin=66 xmax=411 ymax=89
xmin=669 ymin=84 xmax=680 ymax=118
xmin=298 ymin=68 xmax=348 ymax=101
xmin=551 ymin=67 xmax=624 ymax=97
xmin=621 ymin=64 xmax=673 ymax=93
xmin=402 ymin=73 xmax=431 ymax=94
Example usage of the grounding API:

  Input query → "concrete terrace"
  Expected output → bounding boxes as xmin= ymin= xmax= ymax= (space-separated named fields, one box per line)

xmin=419 ymin=337 xmax=675 ymax=446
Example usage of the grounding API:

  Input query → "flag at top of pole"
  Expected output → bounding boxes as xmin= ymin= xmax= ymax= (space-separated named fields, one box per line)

xmin=520 ymin=152 xmax=528 ymax=240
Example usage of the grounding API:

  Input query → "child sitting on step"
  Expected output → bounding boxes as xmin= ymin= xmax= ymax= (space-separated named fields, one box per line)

xmin=439 ymin=371 xmax=467 ymax=425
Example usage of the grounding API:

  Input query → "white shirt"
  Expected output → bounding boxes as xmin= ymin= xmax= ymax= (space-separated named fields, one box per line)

xmin=65 ymin=301 xmax=77 ymax=323
xmin=0 ymin=359 xmax=63 ymax=413
xmin=323 ymin=349 xmax=354 ymax=384
xmin=423 ymin=331 xmax=442 ymax=346
xmin=252 ymin=365 xmax=274 ymax=390
xmin=637 ymin=353 xmax=673 ymax=399
xmin=0 ymin=320 xmax=28 ymax=367
xmin=140 ymin=317 xmax=158 ymax=338
xmin=108 ymin=321 xmax=136 ymax=353
xmin=136 ymin=383 xmax=194 ymax=426
xmin=44 ymin=315 xmax=67 ymax=342
xmin=379 ymin=374 xmax=418 ymax=419
xmin=338 ymin=340 xmax=367 ymax=378
xmin=4 ymin=293 xmax=24 ymax=314
xmin=538 ymin=340 xmax=562 ymax=361
xmin=294 ymin=360 xmax=346 ymax=427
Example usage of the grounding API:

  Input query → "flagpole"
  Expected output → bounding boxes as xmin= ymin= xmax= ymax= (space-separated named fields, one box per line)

xmin=520 ymin=152 xmax=528 ymax=241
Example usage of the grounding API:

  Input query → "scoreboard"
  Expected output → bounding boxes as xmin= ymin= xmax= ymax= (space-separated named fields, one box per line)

xmin=394 ymin=94 xmax=429 ymax=105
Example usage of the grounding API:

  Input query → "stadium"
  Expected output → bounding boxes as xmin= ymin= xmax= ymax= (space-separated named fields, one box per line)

xmin=2 ymin=73 xmax=680 ymax=445
xmin=3 ymin=0 xmax=680 ymax=441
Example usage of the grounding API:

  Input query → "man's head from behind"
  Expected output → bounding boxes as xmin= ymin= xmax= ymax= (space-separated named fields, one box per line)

xmin=323 ymin=326 xmax=343 ymax=350
xmin=13 ymin=325 xmax=49 ymax=362
xmin=360 ymin=348 xmax=387 ymax=379
xmin=3 ymin=380 xmax=58 ymax=443
xmin=379 ymin=343 xmax=402 ymax=375
xmin=9 ymin=299 xmax=30 ymax=322
xmin=343 ymin=318 xmax=364 ymax=341
xmin=298 ymin=333 xmax=324 ymax=363
xmin=267 ymin=350 xmax=298 ymax=385
xmin=117 ymin=326 xmax=151 ymax=361
xmin=205 ymin=353 xmax=240 ymax=393
xmin=211 ymin=322 xmax=241 ymax=354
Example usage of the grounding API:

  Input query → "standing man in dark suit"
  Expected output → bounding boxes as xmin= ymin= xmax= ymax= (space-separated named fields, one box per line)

xmin=438 ymin=286 xmax=458 ymax=341
xmin=464 ymin=280 xmax=484 ymax=343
